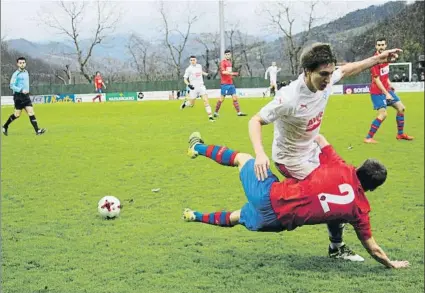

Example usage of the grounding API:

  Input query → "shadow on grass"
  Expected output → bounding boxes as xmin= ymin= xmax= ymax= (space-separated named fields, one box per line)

xmin=282 ymin=255 xmax=384 ymax=274
xmin=231 ymin=250 xmax=386 ymax=276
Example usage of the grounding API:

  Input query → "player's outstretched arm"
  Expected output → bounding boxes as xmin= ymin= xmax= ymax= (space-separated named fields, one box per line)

xmin=360 ymin=237 xmax=409 ymax=269
xmin=339 ymin=48 xmax=403 ymax=79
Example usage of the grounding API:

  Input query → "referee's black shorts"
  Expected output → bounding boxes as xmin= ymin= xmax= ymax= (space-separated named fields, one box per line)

xmin=13 ymin=93 xmax=32 ymax=110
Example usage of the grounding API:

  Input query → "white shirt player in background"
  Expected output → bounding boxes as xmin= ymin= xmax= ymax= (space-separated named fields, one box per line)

xmin=249 ymin=42 xmax=402 ymax=262
xmin=181 ymin=55 xmax=215 ymax=122
xmin=263 ymin=62 xmax=281 ymax=97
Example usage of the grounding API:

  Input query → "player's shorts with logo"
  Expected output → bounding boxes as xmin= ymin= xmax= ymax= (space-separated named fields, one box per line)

xmin=189 ymin=85 xmax=207 ymax=99
xmin=221 ymin=84 xmax=236 ymax=96
xmin=239 ymin=159 xmax=284 ymax=232
xmin=13 ymin=93 xmax=32 ymax=110
xmin=96 ymin=88 xmax=103 ymax=93
xmin=370 ymin=90 xmax=400 ymax=110
xmin=270 ymin=78 xmax=277 ymax=87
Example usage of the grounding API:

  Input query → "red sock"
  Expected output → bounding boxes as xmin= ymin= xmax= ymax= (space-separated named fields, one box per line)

xmin=215 ymin=100 xmax=223 ymax=113
xmin=233 ymin=100 xmax=240 ymax=112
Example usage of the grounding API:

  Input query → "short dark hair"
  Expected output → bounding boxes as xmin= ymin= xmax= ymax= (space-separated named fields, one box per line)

xmin=17 ymin=57 xmax=26 ymax=62
xmin=356 ymin=159 xmax=387 ymax=192
xmin=190 ymin=55 xmax=196 ymax=59
xmin=224 ymin=49 xmax=231 ymax=54
xmin=300 ymin=43 xmax=337 ymax=72
xmin=376 ymin=37 xmax=387 ymax=44
xmin=96 ymin=71 xmax=101 ymax=74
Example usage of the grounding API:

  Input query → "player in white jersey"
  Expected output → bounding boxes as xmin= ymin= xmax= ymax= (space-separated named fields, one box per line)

xmin=263 ymin=62 xmax=281 ymax=97
xmin=181 ymin=55 xmax=214 ymax=122
xmin=249 ymin=42 xmax=402 ymax=261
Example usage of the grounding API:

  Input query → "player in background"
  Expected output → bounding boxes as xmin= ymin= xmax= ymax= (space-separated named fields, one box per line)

xmin=183 ymin=132 xmax=409 ymax=269
xmin=2 ymin=57 xmax=46 ymax=136
xmin=249 ymin=43 xmax=403 ymax=261
xmin=263 ymin=62 xmax=281 ymax=97
xmin=93 ymin=71 xmax=106 ymax=102
xmin=180 ymin=56 xmax=215 ymax=122
xmin=364 ymin=37 xmax=414 ymax=143
xmin=214 ymin=49 xmax=247 ymax=117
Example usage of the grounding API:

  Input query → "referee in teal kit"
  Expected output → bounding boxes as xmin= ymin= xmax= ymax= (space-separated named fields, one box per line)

xmin=2 ymin=57 xmax=46 ymax=136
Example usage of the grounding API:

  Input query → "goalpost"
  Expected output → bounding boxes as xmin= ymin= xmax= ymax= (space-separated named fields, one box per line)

xmin=389 ymin=62 xmax=412 ymax=81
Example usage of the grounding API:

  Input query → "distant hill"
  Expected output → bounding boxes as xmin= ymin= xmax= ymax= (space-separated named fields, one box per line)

xmin=0 ymin=41 xmax=61 ymax=90
xmin=264 ymin=1 xmax=408 ymax=63
xmin=315 ymin=1 xmax=406 ymax=35
xmin=2 ymin=1 xmax=423 ymax=84
xmin=350 ymin=1 xmax=424 ymax=63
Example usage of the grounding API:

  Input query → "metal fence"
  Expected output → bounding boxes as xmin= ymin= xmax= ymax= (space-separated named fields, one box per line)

xmin=1 ymin=72 xmax=371 ymax=96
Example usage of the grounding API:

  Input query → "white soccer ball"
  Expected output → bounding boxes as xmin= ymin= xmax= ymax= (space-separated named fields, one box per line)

xmin=98 ymin=196 xmax=121 ymax=219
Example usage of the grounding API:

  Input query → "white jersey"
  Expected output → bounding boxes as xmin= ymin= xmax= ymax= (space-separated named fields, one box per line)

xmin=259 ymin=69 xmax=343 ymax=179
xmin=183 ymin=64 xmax=204 ymax=87
xmin=265 ymin=66 xmax=281 ymax=81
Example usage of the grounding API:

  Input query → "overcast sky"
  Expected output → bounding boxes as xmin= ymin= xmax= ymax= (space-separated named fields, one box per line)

xmin=1 ymin=0 xmax=397 ymax=42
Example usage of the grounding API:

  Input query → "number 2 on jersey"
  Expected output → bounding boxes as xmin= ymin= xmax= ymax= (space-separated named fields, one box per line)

xmin=318 ymin=184 xmax=355 ymax=213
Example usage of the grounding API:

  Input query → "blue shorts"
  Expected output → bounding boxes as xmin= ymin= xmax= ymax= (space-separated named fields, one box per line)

xmin=96 ymin=88 xmax=102 ymax=94
xmin=239 ymin=159 xmax=283 ymax=232
xmin=371 ymin=90 xmax=400 ymax=110
xmin=221 ymin=84 xmax=236 ymax=96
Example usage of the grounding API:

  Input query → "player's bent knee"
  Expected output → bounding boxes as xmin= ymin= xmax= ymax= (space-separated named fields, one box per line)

xmin=235 ymin=153 xmax=253 ymax=170
xmin=378 ymin=109 xmax=387 ymax=120
xmin=230 ymin=210 xmax=241 ymax=225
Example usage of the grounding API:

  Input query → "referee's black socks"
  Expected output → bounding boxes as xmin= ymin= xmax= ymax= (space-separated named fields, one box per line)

xmin=3 ymin=114 xmax=18 ymax=128
xmin=29 ymin=115 xmax=39 ymax=131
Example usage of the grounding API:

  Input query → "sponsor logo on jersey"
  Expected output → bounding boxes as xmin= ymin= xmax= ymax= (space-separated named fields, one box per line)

xmin=306 ymin=111 xmax=323 ymax=132
xmin=380 ymin=65 xmax=389 ymax=76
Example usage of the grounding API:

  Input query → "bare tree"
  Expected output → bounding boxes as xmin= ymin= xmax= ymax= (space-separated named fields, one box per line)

xmin=39 ymin=1 xmax=121 ymax=83
xmin=224 ymin=25 xmax=264 ymax=77
xmin=101 ymin=57 xmax=124 ymax=83
xmin=53 ymin=64 xmax=72 ymax=84
xmin=264 ymin=1 xmax=318 ymax=75
xmin=196 ymin=34 xmax=211 ymax=73
xmin=158 ymin=1 xmax=197 ymax=78
xmin=192 ymin=32 xmax=222 ymax=79
xmin=236 ymin=31 xmax=264 ymax=77
xmin=127 ymin=34 xmax=171 ymax=81
xmin=255 ymin=41 xmax=268 ymax=71
xmin=225 ymin=24 xmax=243 ymax=74
xmin=225 ymin=27 xmax=242 ymax=75
xmin=208 ymin=33 xmax=222 ymax=79
xmin=127 ymin=34 xmax=153 ymax=81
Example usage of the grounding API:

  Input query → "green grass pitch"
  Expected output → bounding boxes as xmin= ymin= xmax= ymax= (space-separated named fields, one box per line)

xmin=1 ymin=93 xmax=424 ymax=293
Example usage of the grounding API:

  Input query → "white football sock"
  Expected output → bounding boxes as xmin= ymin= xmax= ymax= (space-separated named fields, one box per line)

xmin=330 ymin=242 xmax=345 ymax=249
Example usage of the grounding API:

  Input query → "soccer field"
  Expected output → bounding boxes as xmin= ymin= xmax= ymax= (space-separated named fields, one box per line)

xmin=1 ymin=93 xmax=424 ymax=293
